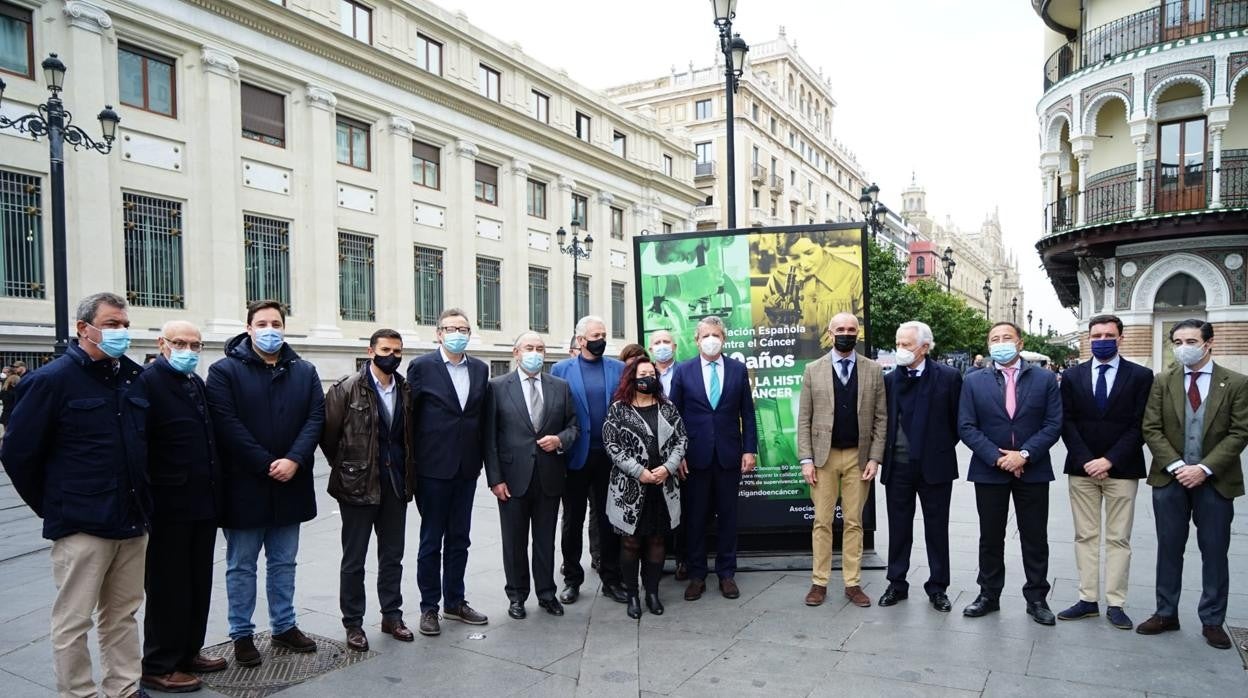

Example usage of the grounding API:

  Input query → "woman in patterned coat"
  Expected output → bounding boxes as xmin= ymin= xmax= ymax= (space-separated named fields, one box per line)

xmin=603 ymin=356 xmax=688 ymax=618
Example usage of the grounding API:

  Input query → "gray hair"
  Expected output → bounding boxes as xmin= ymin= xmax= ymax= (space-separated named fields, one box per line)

xmin=897 ymin=320 xmax=935 ymax=350
xmin=513 ymin=331 xmax=544 ymax=350
xmin=76 ymin=292 xmax=127 ymax=325
xmin=160 ymin=320 xmax=201 ymax=338
xmin=649 ymin=329 xmax=675 ymax=346
xmin=695 ymin=315 xmax=726 ymax=338
xmin=575 ymin=315 xmax=606 ymax=338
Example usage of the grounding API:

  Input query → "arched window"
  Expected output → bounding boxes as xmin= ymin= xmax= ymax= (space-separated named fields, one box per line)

xmin=1153 ymin=273 xmax=1206 ymax=309
xmin=916 ymin=256 xmax=926 ymax=275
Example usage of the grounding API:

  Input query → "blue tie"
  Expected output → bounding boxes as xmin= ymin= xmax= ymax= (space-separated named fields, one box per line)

xmin=708 ymin=361 xmax=721 ymax=409
xmin=839 ymin=359 xmax=851 ymax=382
xmin=1095 ymin=364 xmax=1110 ymax=413
xmin=908 ymin=369 xmax=918 ymax=379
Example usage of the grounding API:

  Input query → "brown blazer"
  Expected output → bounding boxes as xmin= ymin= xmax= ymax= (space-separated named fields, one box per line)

xmin=797 ymin=353 xmax=888 ymax=469
xmin=1142 ymin=361 xmax=1248 ymax=500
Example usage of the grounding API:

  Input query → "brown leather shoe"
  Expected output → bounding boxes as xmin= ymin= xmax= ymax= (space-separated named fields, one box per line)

xmin=674 ymin=562 xmax=689 ymax=581
xmin=418 ymin=609 xmax=441 ymax=636
xmin=845 ymin=585 xmax=872 ymax=607
xmin=346 ymin=626 xmax=369 ymax=652
xmin=719 ymin=577 xmax=740 ymax=599
xmin=684 ymin=578 xmax=706 ymax=601
xmin=805 ymin=584 xmax=827 ymax=606
xmin=1203 ymin=624 xmax=1232 ymax=649
xmin=186 ymin=654 xmax=227 ymax=673
xmin=444 ymin=603 xmax=488 ymax=625
xmin=382 ymin=618 xmax=415 ymax=642
xmin=232 ymin=636 xmax=261 ymax=668
xmin=271 ymin=626 xmax=317 ymax=653
xmin=1135 ymin=614 xmax=1181 ymax=635
xmin=141 ymin=671 xmax=202 ymax=693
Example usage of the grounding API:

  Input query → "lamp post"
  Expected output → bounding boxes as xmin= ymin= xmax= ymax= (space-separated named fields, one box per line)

xmin=0 ymin=55 xmax=120 ymax=357
xmin=556 ymin=217 xmax=593 ymax=331
xmin=1039 ymin=318 xmax=1045 ymax=336
xmin=1011 ymin=296 xmax=1018 ymax=324
xmin=1027 ymin=309 xmax=1033 ymax=334
xmin=858 ymin=183 xmax=886 ymax=241
xmin=982 ymin=278 xmax=993 ymax=318
xmin=711 ymin=0 xmax=748 ymax=229
xmin=940 ymin=246 xmax=956 ymax=293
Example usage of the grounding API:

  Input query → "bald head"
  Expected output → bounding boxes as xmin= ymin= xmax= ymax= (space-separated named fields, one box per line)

xmin=161 ymin=320 xmax=201 ymax=339
xmin=513 ymin=331 xmax=543 ymax=350
xmin=512 ymin=331 xmax=547 ymax=374
xmin=158 ymin=320 xmax=204 ymax=363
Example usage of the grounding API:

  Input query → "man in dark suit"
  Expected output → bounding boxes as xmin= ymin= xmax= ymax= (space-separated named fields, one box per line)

xmin=958 ymin=321 xmax=1062 ymax=625
xmin=407 ymin=308 xmax=491 ymax=636
xmin=1139 ymin=319 xmax=1248 ymax=650
xmin=485 ymin=331 xmax=579 ymax=620
xmin=670 ymin=315 xmax=757 ymax=601
xmin=1057 ymin=314 xmax=1152 ymax=630
xmin=879 ymin=321 xmax=961 ymax=613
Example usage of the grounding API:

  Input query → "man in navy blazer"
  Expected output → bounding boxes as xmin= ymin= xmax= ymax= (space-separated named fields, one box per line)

xmin=407 ymin=308 xmax=491 ymax=636
xmin=551 ymin=316 xmax=626 ymax=604
xmin=1057 ymin=314 xmax=1151 ymax=629
xmin=670 ymin=315 xmax=757 ymax=600
xmin=879 ymin=321 xmax=962 ymax=613
xmin=958 ymin=321 xmax=1062 ymax=625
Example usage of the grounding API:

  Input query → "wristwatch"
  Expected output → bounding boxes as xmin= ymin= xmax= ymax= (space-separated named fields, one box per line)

xmin=1019 ymin=450 xmax=1031 ymax=462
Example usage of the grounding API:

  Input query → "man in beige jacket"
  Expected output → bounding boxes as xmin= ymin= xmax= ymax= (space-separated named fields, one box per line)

xmin=797 ymin=312 xmax=888 ymax=607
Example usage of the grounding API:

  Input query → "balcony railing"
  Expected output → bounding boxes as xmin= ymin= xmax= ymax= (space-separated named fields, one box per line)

xmin=769 ymin=174 xmax=784 ymax=192
xmin=693 ymin=205 xmax=721 ymax=223
xmin=1221 ymin=160 xmax=1248 ymax=207
xmin=695 ymin=161 xmax=716 ymax=178
xmin=751 ymin=163 xmax=767 ymax=183
xmin=1044 ymin=1 xmax=1248 ymax=90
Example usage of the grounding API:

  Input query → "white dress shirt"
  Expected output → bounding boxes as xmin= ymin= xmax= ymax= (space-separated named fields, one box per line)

xmin=1091 ymin=354 xmax=1121 ymax=396
xmin=441 ymin=346 xmax=470 ymax=409
xmin=517 ymin=367 xmax=544 ymax=407
xmin=370 ymin=365 xmax=397 ymax=422
xmin=658 ymin=362 xmax=676 ymax=396
xmin=832 ymin=348 xmax=857 ymax=384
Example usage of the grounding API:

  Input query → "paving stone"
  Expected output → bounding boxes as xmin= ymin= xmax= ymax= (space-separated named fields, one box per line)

xmin=637 ymin=627 xmax=735 ymax=694
xmin=673 ymin=639 xmax=843 ymax=696
xmin=982 ymin=671 xmax=1145 ymax=697
xmin=734 ymin=608 xmax=861 ymax=651
xmin=450 ymin=610 xmax=588 ymax=669
xmin=809 ymin=671 xmax=980 ymax=697
xmin=834 ymin=649 xmax=990 ymax=692
xmin=841 ymin=622 xmax=1035 ymax=673
xmin=1027 ymin=639 xmax=1245 ymax=697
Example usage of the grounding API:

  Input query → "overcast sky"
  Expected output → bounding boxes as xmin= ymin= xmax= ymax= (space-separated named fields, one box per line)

xmin=445 ymin=0 xmax=1070 ymax=332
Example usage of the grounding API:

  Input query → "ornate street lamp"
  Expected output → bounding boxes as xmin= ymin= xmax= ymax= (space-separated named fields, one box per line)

xmin=711 ymin=0 xmax=748 ymax=228
xmin=0 ymin=55 xmax=121 ymax=357
xmin=940 ymin=246 xmax=956 ymax=293
xmin=1011 ymin=296 xmax=1018 ymax=323
xmin=858 ymin=183 xmax=886 ymax=240
xmin=982 ymin=278 xmax=993 ymax=318
xmin=556 ymin=217 xmax=593 ymax=330
xmin=1027 ymin=309 xmax=1033 ymax=333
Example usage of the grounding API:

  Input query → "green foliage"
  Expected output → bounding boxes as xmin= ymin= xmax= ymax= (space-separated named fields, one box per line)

xmin=865 ymin=235 xmax=910 ymax=351
xmin=1023 ymin=333 xmax=1077 ymax=362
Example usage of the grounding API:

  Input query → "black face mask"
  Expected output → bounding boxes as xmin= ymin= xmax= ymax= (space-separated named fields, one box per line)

xmin=634 ymin=376 xmax=659 ymax=394
xmin=584 ymin=338 xmax=607 ymax=357
xmin=373 ymin=354 xmax=402 ymax=375
xmin=833 ymin=334 xmax=857 ymax=353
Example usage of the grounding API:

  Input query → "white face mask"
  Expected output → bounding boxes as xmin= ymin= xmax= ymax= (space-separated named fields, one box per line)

xmin=894 ymin=347 xmax=917 ymax=368
xmin=1173 ymin=343 xmax=1207 ymax=368
xmin=699 ymin=336 xmax=723 ymax=356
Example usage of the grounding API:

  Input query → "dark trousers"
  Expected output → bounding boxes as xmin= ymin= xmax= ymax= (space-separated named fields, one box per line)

xmin=885 ymin=468 xmax=953 ymax=596
xmin=561 ymin=448 xmax=620 ymax=587
xmin=974 ymin=481 xmax=1050 ymax=602
xmin=686 ymin=457 xmax=741 ymax=581
xmin=672 ymin=481 xmax=693 ymax=564
xmin=499 ymin=470 xmax=561 ymax=603
xmin=416 ymin=475 xmax=476 ymax=613
xmin=1153 ymin=480 xmax=1234 ymax=625
xmin=339 ymin=478 xmax=408 ymax=627
xmin=142 ymin=519 xmax=217 ymax=675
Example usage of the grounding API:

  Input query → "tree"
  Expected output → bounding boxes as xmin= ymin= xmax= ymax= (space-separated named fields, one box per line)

xmin=866 ymin=235 xmax=910 ymax=352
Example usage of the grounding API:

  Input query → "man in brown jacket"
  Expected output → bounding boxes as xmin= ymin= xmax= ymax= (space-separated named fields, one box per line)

xmin=321 ymin=329 xmax=418 ymax=651
xmin=797 ymin=312 xmax=888 ymax=608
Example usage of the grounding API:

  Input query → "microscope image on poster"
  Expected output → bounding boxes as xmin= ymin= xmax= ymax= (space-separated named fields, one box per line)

xmin=638 ymin=235 xmax=751 ymax=360
xmin=752 ymin=230 xmax=865 ymax=356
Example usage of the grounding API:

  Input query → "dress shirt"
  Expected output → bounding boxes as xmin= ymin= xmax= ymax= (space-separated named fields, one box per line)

xmin=905 ymin=358 xmax=927 ymax=377
xmin=832 ymin=348 xmax=857 ymax=384
xmin=441 ymin=346 xmax=471 ymax=409
xmin=657 ymin=362 xmax=676 ymax=396
xmin=370 ymin=364 xmax=397 ymax=422
xmin=1166 ymin=360 xmax=1215 ymax=476
xmin=1091 ymin=354 xmax=1120 ymax=396
xmin=701 ymin=355 xmax=725 ymax=403
xmin=517 ymin=367 xmax=544 ymax=408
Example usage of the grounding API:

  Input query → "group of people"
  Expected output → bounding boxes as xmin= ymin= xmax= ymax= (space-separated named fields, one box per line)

xmin=0 ymin=291 xmax=1245 ymax=698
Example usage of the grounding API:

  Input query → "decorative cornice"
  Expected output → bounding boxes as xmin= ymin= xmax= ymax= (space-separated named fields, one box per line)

xmin=508 ymin=159 xmax=532 ymax=176
xmin=597 ymin=191 xmax=615 ymax=205
xmin=305 ymin=84 xmax=337 ymax=111
xmin=455 ymin=139 xmax=479 ymax=159
xmin=631 ymin=203 xmax=650 ymax=216
xmin=557 ymin=175 xmax=576 ymax=191
xmin=387 ymin=115 xmax=415 ymax=138
xmin=200 ymin=46 xmax=239 ymax=78
xmin=64 ymin=1 xmax=112 ymax=33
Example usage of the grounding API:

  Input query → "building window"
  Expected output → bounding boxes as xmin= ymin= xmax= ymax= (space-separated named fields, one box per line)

xmin=118 ymin=44 xmax=176 ymax=117
xmin=530 ymin=90 xmax=549 ymax=123
xmin=662 ymin=154 xmax=673 ymax=177
xmin=527 ymin=179 xmax=546 ymax=218
xmin=790 ymin=168 xmax=796 ymax=185
xmin=574 ymin=274 xmax=589 ymax=320
xmin=416 ymin=33 xmax=442 ymax=74
xmin=336 ymin=117 xmax=370 ymax=170
xmin=412 ymin=140 xmax=440 ymax=189
xmin=662 ymin=222 xmax=672 ymax=235
xmin=123 ymin=193 xmax=183 ymax=308
xmin=338 ymin=231 xmax=375 ymax=321
xmin=751 ymin=189 xmax=760 ymax=208
xmin=475 ymin=161 xmax=498 ymax=205
xmin=243 ymin=214 xmax=291 ymax=312
xmin=572 ymin=193 xmax=588 ymax=226
xmin=611 ymin=282 xmax=626 ymax=339
xmin=612 ymin=131 xmax=627 ymax=158
xmin=770 ymin=116 xmax=777 ymax=135
xmin=240 ymin=83 xmax=285 ymax=147
xmin=528 ymin=266 xmax=549 ymax=333
xmin=0 ymin=169 xmax=43 ymax=298
xmin=478 ymin=64 xmax=500 ymax=101
xmin=413 ymin=245 xmax=443 ymax=325
xmin=610 ymin=206 xmax=624 ymax=240
xmin=915 ymin=256 xmax=926 ymax=275
xmin=476 ymin=257 xmax=502 ymax=330
xmin=695 ymin=98 xmax=712 ymax=120
xmin=751 ymin=146 xmax=760 ymax=165
xmin=695 ymin=141 xmax=712 ymax=164
xmin=0 ymin=3 xmax=33 ymax=79
xmin=338 ymin=0 xmax=371 ymax=43
xmin=751 ymin=103 xmax=760 ymax=121
xmin=576 ymin=112 xmax=591 ymax=142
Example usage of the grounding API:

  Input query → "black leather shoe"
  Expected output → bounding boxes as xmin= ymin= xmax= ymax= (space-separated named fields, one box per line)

xmin=558 ymin=585 xmax=580 ymax=604
xmin=879 ymin=585 xmax=908 ymax=607
xmin=929 ymin=592 xmax=952 ymax=613
xmin=963 ymin=595 xmax=1000 ymax=618
xmin=645 ymin=593 xmax=664 ymax=615
xmin=1027 ymin=601 xmax=1056 ymax=626
xmin=626 ymin=594 xmax=642 ymax=619
xmin=674 ymin=562 xmax=689 ymax=581
xmin=538 ymin=599 xmax=564 ymax=616
xmin=604 ymin=583 xmax=630 ymax=604
xmin=507 ymin=601 xmax=526 ymax=619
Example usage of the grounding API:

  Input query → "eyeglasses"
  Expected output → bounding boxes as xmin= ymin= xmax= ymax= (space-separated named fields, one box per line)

xmin=440 ymin=326 xmax=471 ymax=334
xmin=163 ymin=337 xmax=204 ymax=352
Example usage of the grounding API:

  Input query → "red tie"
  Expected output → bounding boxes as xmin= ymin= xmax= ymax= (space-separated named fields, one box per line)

xmin=1188 ymin=372 xmax=1201 ymax=411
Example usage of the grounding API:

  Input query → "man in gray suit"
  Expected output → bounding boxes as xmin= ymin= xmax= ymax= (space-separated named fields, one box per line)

xmin=485 ymin=332 xmax=579 ymax=620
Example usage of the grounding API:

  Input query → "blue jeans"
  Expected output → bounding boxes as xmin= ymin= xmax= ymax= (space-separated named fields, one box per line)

xmin=224 ymin=525 xmax=300 ymax=640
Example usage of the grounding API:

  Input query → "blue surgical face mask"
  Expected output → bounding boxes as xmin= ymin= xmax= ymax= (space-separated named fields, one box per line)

xmin=253 ymin=327 xmax=285 ymax=354
xmin=443 ymin=332 xmax=470 ymax=354
xmin=168 ymin=348 xmax=199 ymax=374
xmin=989 ymin=342 xmax=1019 ymax=365
xmin=652 ymin=343 xmax=674 ymax=363
xmin=1090 ymin=338 xmax=1118 ymax=361
xmin=90 ymin=325 xmax=131 ymax=358
xmin=520 ymin=351 xmax=544 ymax=374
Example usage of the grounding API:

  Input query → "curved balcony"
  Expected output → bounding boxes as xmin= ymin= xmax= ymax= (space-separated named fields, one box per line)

xmin=1044 ymin=1 xmax=1248 ymax=91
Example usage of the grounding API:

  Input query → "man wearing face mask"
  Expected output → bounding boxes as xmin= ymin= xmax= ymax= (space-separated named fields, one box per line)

xmin=2 ymin=292 xmax=151 ymax=698
xmin=670 ymin=315 xmax=758 ymax=601
xmin=485 ymin=332 xmax=579 ymax=620
xmin=206 ymin=300 xmax=325 ymax=667
xmin=958 ymin=321 xmax=1062 ymax=625
xmin=552 ymin=316 xmax=626 ymax=604
xmin=321 ymin=330 xmax=418 ymax=651
xmin=1139 ymin=320 xmax=1248 ymax=650
xmin=1056 ymin=315 xmax=1152 ymax=630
